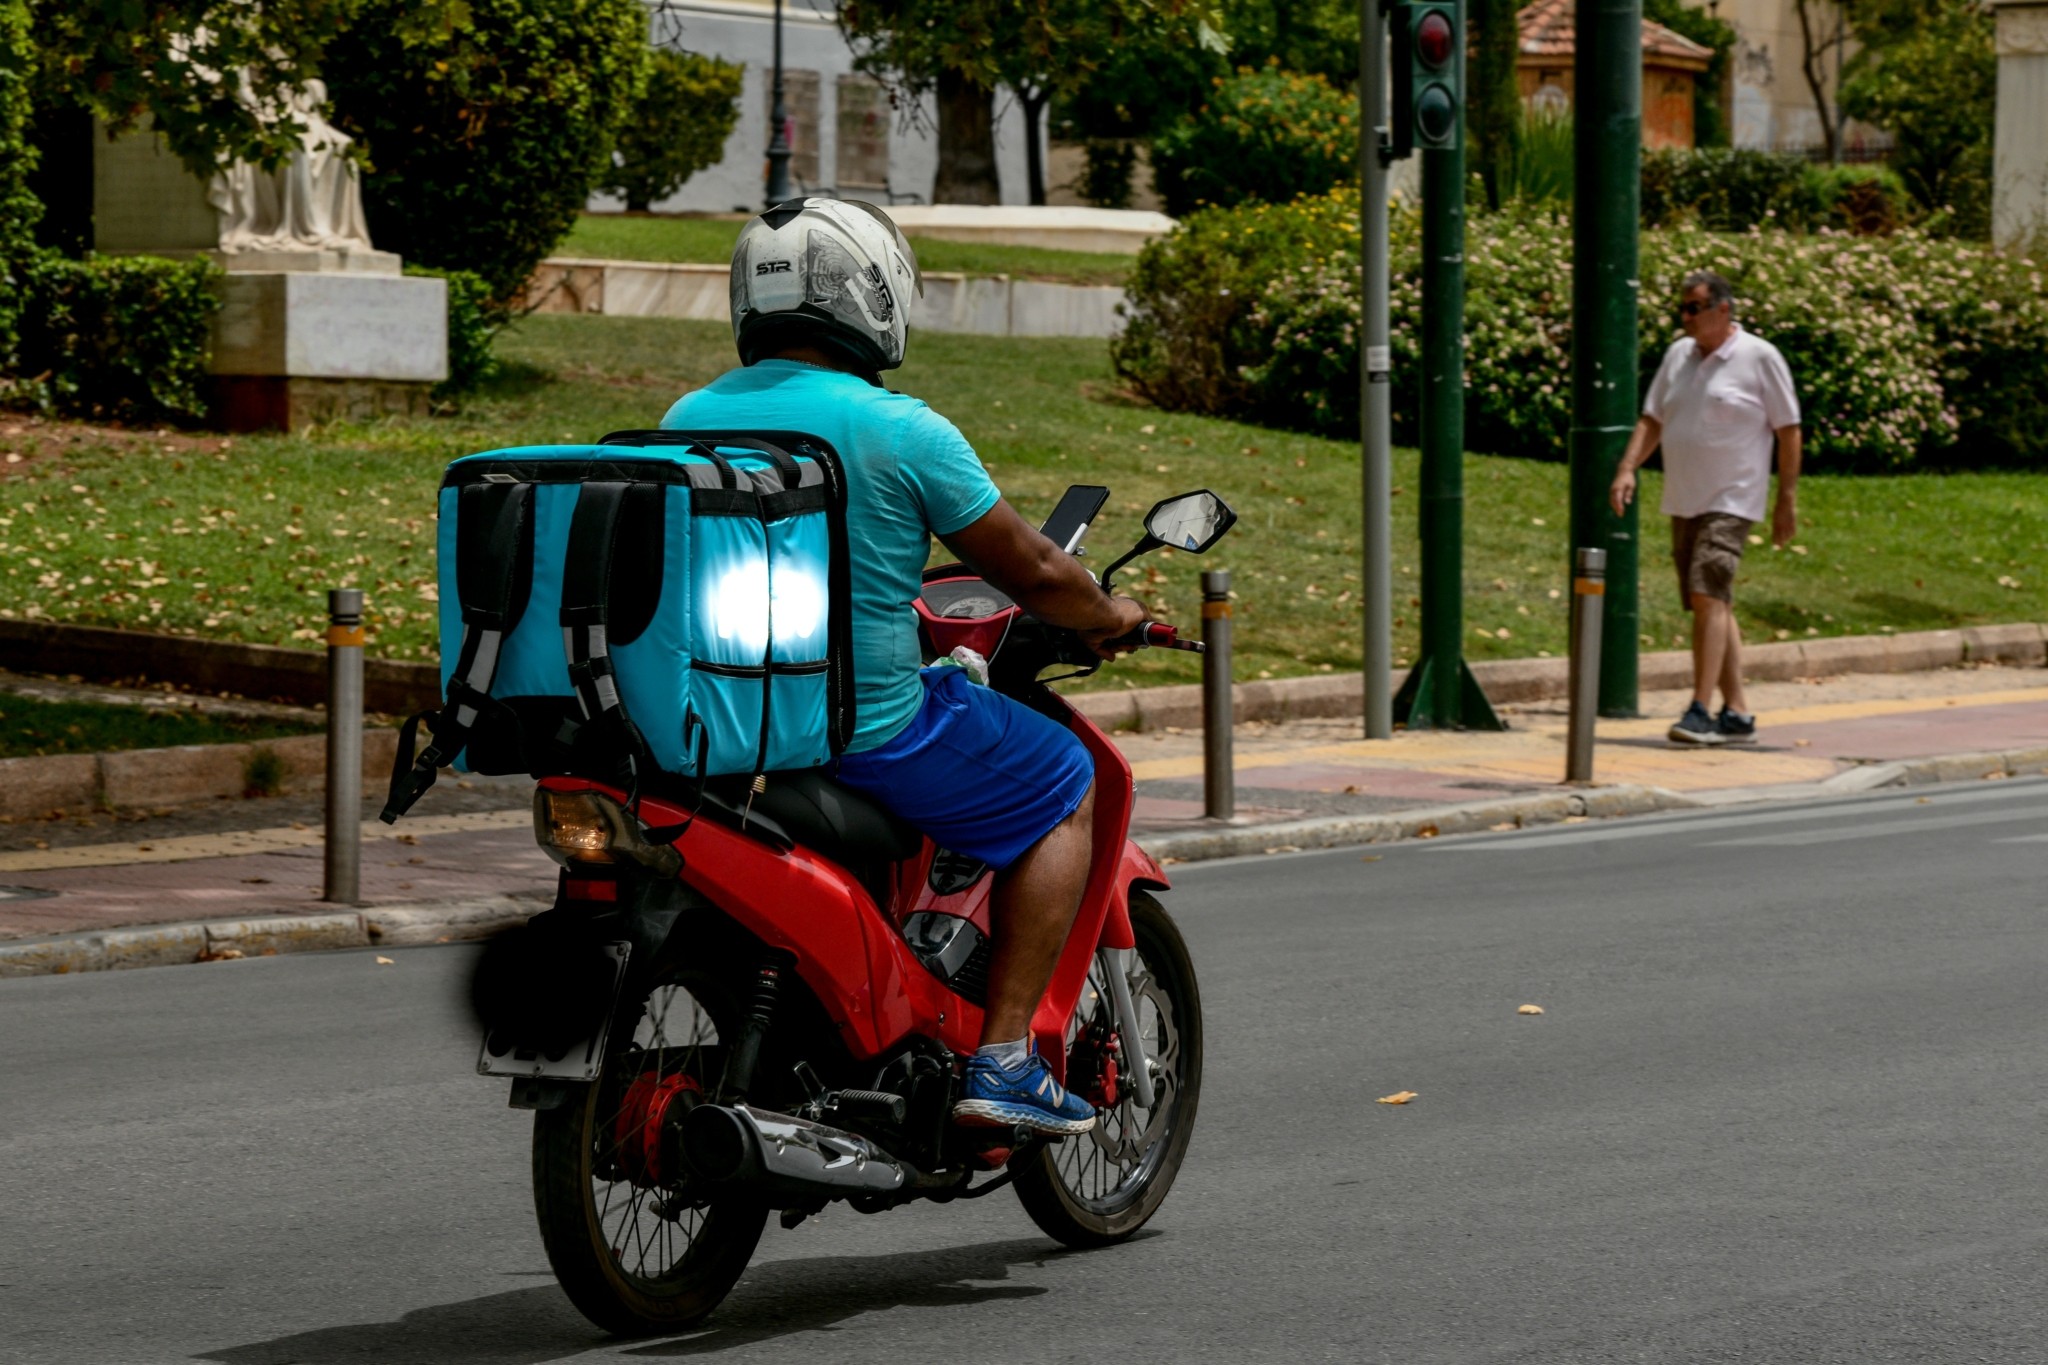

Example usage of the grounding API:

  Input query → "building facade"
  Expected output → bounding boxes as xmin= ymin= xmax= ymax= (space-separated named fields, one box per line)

xmin=1678 ymin=0 xmax=1888 ymax=156
xmin=604 ymin=0 xmax=1039 ymax=214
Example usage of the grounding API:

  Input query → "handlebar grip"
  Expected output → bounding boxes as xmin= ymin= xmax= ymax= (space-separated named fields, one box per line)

xmin=1104 ymin=622 xmax=1205 ymax=654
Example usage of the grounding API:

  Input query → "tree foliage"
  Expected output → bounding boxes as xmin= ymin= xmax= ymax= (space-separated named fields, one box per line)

xmin=1149 ymin=64 xmax=1357 ymax=217
xmin=27 ymin=0 xmax=362 ymax=176
xmin=322 ymin=0 xmax=649 ymax=310
xmin=597 ymin=49 xmax=742 ymax=212
xmin=1840 ymin=0 xmax=1995 ymax=236
xmin=839 ymin=1 xmax=1220 ymax=203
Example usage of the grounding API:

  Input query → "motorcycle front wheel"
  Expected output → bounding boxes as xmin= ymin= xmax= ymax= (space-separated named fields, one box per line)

xmin=531 ymin=963 xmax=768 ymax=1336
xmin=1013 ymin=889 xmax=1204 ymax=1247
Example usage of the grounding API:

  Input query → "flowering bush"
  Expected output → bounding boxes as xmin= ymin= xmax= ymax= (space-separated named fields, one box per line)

xmin=1148 ymin=65 xmax=1358 ymax=217
xmin=1114 ymin=192 xmax=2048 ymax=470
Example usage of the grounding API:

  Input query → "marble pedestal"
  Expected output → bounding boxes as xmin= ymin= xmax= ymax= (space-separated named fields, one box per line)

xmin=209 ymin=260 xmax=448 ymax=432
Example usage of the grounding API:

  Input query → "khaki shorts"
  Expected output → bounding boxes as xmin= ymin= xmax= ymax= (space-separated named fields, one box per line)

xmin=1672 ymin=512 xmax=1752 ymax=608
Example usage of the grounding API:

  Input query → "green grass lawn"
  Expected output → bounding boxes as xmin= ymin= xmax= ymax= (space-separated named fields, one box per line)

xmin=0 ymin=693 xmax=317 ymax=758
xmin=561 ymin=214 xmax=1136 ymax=287
xmin=2 ymin=315 xmax=2044 ymax=695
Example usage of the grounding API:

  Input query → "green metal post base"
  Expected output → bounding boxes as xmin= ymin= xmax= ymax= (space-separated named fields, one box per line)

xmin=1391 ymin=655 xmax=1506 ymax=731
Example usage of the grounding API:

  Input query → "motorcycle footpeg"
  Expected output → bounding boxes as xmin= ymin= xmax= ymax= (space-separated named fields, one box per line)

xmin=831 ymin=1089 xmax=908 ymax=1125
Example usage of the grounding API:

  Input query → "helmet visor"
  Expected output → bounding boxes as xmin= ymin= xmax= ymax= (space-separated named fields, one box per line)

xmin=841 ymin=199 xmax=922 ymax=298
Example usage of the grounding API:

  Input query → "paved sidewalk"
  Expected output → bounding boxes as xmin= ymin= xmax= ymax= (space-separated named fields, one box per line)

xmin=1 ymin=663 xmax=2042 ymax=962
xmin=1124 ymin=664 xmax=2048 ymax=834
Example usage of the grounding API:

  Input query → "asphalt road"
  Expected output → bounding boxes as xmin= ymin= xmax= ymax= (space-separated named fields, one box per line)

xmin=6 ymin=777 xmax=2048 ymax=1363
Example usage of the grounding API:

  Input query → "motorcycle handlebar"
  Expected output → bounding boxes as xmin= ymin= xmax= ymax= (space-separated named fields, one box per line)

xmin=1105 ymin=622 xmax=1205 ymax=654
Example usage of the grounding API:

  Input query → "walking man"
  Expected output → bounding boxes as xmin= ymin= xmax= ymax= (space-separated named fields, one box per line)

xmin=1609 ymin=269 xmax=1803 ymax=745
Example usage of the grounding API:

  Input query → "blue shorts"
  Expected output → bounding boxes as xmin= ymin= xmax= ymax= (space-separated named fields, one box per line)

xmin=832 ymin=666 xmax=1093 ymax=871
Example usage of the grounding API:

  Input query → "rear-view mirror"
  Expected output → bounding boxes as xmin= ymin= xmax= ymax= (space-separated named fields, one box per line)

xmin=1143 ymin=490 xmax=1236 ymax=554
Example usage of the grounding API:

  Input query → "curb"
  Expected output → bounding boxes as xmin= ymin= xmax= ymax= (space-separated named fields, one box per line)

xmin=5 ymin=619 xmax=2040 ymax=742
xmin=1073 ymin=622 xmax=2048 ymax=733
xmin=1132 ymin=783 xmax=1700 ymax=863
xmin=0 ymin=729 xmax=400 ymax=820
xmin=0 ymin=892 xmax=545 ymax=979
xmin=5 ymin=744 xmax=2047 ymax=980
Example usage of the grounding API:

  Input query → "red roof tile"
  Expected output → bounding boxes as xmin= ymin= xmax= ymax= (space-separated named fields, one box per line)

xmin=1518 ymin=0 xmax=1715 ymax=65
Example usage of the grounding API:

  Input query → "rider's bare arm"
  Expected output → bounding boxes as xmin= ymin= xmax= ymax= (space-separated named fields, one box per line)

xmin=942 ymin=500 xmax=1147 ymax=656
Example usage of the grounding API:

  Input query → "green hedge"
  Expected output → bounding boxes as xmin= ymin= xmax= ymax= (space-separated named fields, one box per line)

xmin=9 ymin=252 xmax=221 ymax=424
xmin=325 ymin=0 xmax=650 ymax=313
xmin=1112 ymin=191 xmax=2048 ymax=470
xmin=0 ymin=0 xmax=37 ymax=364
xmin=1149 ymin=65 xmax=1357 ymax=217
xmin=597 ymin=49 xmax=742 ymax=213
xmin=405 ymin=264 xmax=499 ymax=396
xmin=1641 ymin=148 xmax=1913 ymax=235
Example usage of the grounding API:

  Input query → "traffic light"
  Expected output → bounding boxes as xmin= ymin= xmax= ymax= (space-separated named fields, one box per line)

xmin=1388 ymin=1 xmax=1463 ymax=156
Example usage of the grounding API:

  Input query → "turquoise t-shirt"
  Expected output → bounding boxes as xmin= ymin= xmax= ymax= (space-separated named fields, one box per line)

xmin=662 ymin=360 xmax=1002 ymax=753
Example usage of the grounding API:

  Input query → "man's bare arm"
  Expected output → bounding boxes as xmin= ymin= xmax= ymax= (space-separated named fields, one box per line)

xmin=941 ymin=499 xmax=1146 ymax=655
xmin=1608 ymin=415 xmax=1663 ymax=516
xmin=1772 ymin=424 xmax=1802 ymax=548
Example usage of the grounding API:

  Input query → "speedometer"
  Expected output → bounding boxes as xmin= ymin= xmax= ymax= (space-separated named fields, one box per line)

xmin=921 ymin=579 xmax=1015 ymax=620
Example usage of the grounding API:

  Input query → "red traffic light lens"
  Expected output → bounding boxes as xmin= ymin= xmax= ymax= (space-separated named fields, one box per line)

xmin=1416 ymin=11 xmax=1455 ymax=68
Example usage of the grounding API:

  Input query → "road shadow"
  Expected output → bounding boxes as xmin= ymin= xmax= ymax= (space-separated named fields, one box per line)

xmin=622 ymin=1234 xmax=1105 ymax=1356
xmin=193 ymin=1284 xmax=604 ymax=1365
xmin=193 ymin=1234 xmax=1137 ymax=1363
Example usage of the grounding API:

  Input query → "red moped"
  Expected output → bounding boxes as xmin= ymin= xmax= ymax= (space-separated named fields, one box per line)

xmin=477 ymin=487 xmax=1234 ymax=1335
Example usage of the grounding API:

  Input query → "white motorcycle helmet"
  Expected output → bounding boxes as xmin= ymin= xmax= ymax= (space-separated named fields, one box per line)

xmin=730 ymin=197 xmax=922 ymax=373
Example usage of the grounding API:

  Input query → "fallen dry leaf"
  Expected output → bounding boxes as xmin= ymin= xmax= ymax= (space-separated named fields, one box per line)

xmin=1413 ymin=823 xmax=1440 ymax=839
xmin=1377 ymin=1091 xmax=1418 ymax=1105
xmin=1360 ymin=855 xmax=1383 ymax=863
xmin=1518 ymin=1004 xmax=1545 ymax=1015
xmin=196 ymin=947 xmax=245 ymax=963
xmin=374 ymin=955 xmax=395 ymax=965
xmin=396 ymin=833 xmax=419 ymax=846
xmin=240 ymin=876 xmax=270 ymax=885
xmin=1793 ymin=739 xmax=1812 ymax=747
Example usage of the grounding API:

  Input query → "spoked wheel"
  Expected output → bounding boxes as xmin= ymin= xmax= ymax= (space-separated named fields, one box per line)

xmin=531 ymin=964 xmax=768 ymax=1336
xmin=1014 ymin=889 xmax=1203 ymax=1247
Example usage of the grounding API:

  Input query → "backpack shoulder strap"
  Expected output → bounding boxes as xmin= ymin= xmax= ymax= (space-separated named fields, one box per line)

xmin=381 ymin=479 xmax=535 ymax=823
xmin=560 ymin=480 xmax=659 ymax=793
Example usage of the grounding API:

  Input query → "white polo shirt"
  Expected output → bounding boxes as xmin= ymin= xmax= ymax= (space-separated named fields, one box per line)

xmin=1643 ymin=325 xmax=1801 ymax=523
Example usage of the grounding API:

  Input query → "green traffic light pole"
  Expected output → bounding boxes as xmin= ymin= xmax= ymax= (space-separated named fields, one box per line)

xmin=1393 ymin=0 xmax=1502 ymax=731
xmin=1569 ymin=0 xmax=1642 ymax=717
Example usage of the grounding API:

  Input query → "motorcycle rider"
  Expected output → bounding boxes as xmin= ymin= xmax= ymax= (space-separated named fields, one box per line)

xmin=661 ymin=199 xmax=1147 ymax=1137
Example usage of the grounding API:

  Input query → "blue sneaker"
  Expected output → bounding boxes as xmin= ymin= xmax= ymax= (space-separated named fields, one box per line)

xmin=954 ymin=1052 xmax=1097 ymax=1135
xmin=1668 ymin=700 xmax=1725 ymax=746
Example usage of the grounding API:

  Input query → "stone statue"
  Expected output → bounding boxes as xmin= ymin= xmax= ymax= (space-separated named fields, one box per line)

xmin=207 ymin=79 xmax=375 ymax=255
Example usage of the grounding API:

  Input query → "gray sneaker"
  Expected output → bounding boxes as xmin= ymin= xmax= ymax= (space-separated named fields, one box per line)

xmin=1668 ymin=701 xmax=1725 ymax=746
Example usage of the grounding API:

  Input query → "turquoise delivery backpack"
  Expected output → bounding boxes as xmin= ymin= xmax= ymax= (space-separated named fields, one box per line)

xmin=380 ymin=430 xmax=854 ymax=822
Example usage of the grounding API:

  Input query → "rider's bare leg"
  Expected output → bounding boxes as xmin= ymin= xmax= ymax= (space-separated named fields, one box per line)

xmin=979 ymin=780 xmax=1096 ymax=1047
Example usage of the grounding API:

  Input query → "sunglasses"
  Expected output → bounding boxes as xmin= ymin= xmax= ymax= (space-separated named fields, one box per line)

xmin=1678 ymin=299 xmax=1719 ymax=318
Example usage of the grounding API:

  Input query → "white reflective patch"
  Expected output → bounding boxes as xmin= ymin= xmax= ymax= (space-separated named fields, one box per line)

xmin=711 ymin=559 xmax=771 ymax=656
xmin=711 ymin=559 xmax=827 ymax=654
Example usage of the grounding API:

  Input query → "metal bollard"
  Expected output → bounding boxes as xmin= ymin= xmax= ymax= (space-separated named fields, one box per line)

xmin=1201 ymin=570 xmax=1235 ymax=821
xmin=324 ymin=588 xmax=364 ymax=905
xmin=1565 ymin=548 xmax=1607 ymax=784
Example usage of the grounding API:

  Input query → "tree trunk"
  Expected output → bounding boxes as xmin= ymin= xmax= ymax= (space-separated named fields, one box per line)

xmin=1021 ymin=87 xmax=1048 ymax=206
xmin=1468 ymin=0 xmax=1524 ymax=210
xmin=933 ymin=68 xmax=1001 ymax=205
xmin=1793 ymin=0 xmax=1839 ymax=163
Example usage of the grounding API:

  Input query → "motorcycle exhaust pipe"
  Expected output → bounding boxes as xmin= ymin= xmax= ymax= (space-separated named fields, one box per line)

xmin=680 ymin=1103 xmax=909 ymax=1199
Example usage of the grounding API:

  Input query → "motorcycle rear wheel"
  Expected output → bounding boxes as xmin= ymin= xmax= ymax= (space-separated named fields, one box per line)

xmin=1014 ymin=889 xmax=1203 ymax=1247
xmin=531 ymin=964 xmax=768 ymax=1336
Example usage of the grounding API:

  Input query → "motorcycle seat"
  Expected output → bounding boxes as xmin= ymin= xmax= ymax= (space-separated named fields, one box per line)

xmin=691 ymin=768 xmax=924 ymax=877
